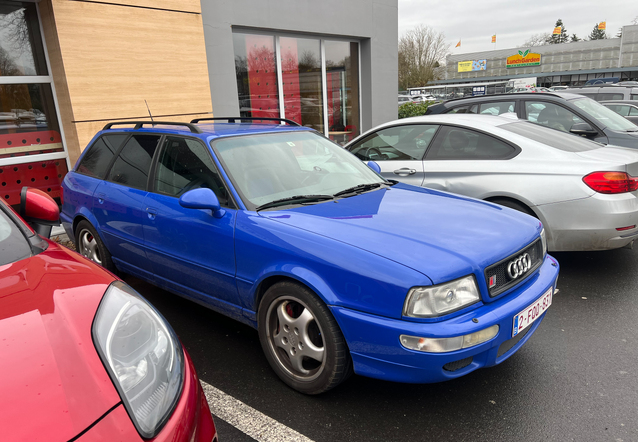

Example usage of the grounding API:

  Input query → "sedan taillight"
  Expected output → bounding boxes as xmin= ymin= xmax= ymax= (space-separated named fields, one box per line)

xmin=583 ymin=171 xmax=638 ymax=194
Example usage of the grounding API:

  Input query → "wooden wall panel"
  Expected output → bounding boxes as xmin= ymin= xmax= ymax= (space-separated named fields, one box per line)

xmin=44 ymin=0 xmax=213 ymax=159
xmin=83 ymin=0 xmax=201 ymax=14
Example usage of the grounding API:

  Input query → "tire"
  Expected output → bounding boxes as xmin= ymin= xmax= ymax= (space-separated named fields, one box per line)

xmin=490 ymin=198 xmax=536 ymax=218
xmin=258 ymin=281 xmax=352 ymax=394
xmin=75 ymin=220 xmax=119 ymax=274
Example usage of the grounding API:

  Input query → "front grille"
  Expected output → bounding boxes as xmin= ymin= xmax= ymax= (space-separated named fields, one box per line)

xmin=443 ymin=357 xmax=473 ymax=372
xmin=497 ymin=325 xmax=531 ymax=357
xmin=484 ymin=238 xmax=543 ymax=298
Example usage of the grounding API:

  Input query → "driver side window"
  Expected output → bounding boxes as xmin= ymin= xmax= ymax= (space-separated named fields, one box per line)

xmin=348 ymin=124 xmax=439 ymax=161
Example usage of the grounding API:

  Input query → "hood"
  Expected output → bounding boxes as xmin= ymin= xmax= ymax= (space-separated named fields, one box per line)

xmin=575 ymin=146 xmax=638 ymax=176
xmin=0 ymin=242 xmax=121 ymax=442
xmin=261 ymin=184 xmax=541 ymax=284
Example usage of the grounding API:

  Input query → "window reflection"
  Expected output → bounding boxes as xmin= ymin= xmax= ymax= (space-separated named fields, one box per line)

xmin=234 ymin=33 xmax=280 ymax=121
xmin=280 ymin=37 xmax=323 ymax=132
xmin=325 ymin=41 xmax=359 ymax=145
xmin=0 ymin=2 xmax=47 ymax=76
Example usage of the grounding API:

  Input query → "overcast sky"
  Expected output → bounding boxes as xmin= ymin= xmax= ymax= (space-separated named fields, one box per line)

xmin=398 ymin=0 xmax=638 ymax=56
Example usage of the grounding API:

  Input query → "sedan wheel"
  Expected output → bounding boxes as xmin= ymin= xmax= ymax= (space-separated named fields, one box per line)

xmin=258 ymin=282 xmax=351 ymax=394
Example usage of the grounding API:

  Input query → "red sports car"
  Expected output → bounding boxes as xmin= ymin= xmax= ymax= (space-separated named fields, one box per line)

xmin=0 ymin=189 xmax=217 ymax=442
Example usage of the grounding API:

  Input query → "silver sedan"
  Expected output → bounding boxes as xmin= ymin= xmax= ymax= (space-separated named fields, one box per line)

xmin=345 ymin=114 xmax=638 ymax=251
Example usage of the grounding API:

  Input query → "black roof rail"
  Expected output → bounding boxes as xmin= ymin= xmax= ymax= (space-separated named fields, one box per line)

xmin=190 ymin=117 xmax=301 ymax=126
xmin=102 ymin=121 xmax=203 ymax=134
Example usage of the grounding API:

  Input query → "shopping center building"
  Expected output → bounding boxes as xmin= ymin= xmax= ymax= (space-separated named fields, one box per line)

xmin=0 ymin=0 xmax=397 ymax=206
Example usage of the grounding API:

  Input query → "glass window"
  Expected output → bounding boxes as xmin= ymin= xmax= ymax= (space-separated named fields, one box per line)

xmin=348 ymin=125 xmax=438 ymax=161
xmin=631 ymin=94 xmax=638 ymax=101
xmin=0 ymin=207 xmax=31 ymax=266
xmin=426 ymin=126 xmax=516 ymax=160
xmin=479 ymin=101 xmax=515 ymax=115
xmin=604 ymin=104 xmax=630 ymax=117
xmin=630 ymin=107 xmax=638 ymax=117
xmin=213 ymin=131 xmax=383 ymax=209
xmin=501 ymin=122 xmax=600 ymax=152
xmin=155 ymin=136 xmax=230 ymax=206
xmin=598 ymin=93 xmax=624 ymax=101
xmin=77 ymin=134 xmax=128 ymax=178
xmin=571 ymin=97 xmax=638 ymax=132
xmin=446 ymin=104 xmax=478 ymax=114
xmin=233 ymin=33 xmax=279 ymax=120
xmin=0 ymin=3 xmax=47 ymax=76
xmin=280 ymin=36 xmax=323 ymax=132
xmin=325 ymin=41 xmax=360 ymax=145
xmin=524 ymin=101 xmax=584 ymax=132
xmin=108 ymin=135 xmax=160 ymax=190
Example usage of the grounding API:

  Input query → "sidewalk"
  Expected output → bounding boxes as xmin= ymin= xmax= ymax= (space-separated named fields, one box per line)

xmin=51 ymin=225 xmax=71 ymax=244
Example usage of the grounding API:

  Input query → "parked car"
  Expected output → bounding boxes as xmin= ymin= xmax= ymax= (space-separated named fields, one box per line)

xmin=61 ymin=119 xmax=559 ymax=394
xmin=425 ymin=92 xmax=638 ymax=149
xmin=412 ymin=94 xmax=437 ymax=103
xmin=0 ymin=188 xmax=217 ymax=442
xmin=600 ymin=100 xmax=638 ymax=125
xmin=398 ymin=95 xmax=413 ymax=106
xmin=566 ymin=84 xmax=638 ymax=102
xmin=547 ymin=86 xmax=569 ymax=92
xmin=345 ymin=114 xmax=638 ymax=252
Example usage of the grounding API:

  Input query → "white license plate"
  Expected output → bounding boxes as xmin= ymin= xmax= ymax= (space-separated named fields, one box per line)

xmin=512 ymin=287 xmax=553 ymax=337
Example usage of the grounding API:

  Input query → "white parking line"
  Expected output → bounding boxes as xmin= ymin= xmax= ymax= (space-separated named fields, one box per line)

xmin=200 ymin=381 xmax=315 ymax=442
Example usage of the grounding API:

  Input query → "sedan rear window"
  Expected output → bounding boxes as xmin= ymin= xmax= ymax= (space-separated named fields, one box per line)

xmin=500 ymin=122 xmax=600 ymax=152
xmin=0 ymin=209 xmax=31 ymax=266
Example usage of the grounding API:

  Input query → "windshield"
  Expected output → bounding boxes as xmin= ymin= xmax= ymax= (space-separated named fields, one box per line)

xmin=571 ymin=97 xmax=638 ymax=132
xmin=213 ymin=131 xmax=386 ymax=210
xmin=501 ymin=121 xmax=601 ymax=152
xmin=0 ymin=207 xmax=32 ymax=266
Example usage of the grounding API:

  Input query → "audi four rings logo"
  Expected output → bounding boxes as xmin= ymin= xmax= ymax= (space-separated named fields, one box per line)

xmin=507 ymin=253 xmax=531 ymax=279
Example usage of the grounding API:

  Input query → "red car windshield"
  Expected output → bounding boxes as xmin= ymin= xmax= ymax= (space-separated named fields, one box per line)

xmin=0 ymin=208 xmax=32 ymax=266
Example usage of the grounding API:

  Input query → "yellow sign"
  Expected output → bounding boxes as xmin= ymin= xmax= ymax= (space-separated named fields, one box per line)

xmin=506 ymin=49 xmax=541 ymax=69
xmin=553 ymin=26 xmax=562 ymax=35
xmin=457 ymin=60 xmax=487 ymax=72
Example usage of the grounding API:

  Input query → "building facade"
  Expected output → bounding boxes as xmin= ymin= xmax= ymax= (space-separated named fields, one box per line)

xmin=0 ymin=0 xmax=397 ymax=207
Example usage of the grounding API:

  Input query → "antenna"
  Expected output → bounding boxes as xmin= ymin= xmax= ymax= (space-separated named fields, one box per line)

xmin=144 ymin=100 xmax=154 ymax=123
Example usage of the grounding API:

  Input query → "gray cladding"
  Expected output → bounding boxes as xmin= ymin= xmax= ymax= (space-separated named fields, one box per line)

xmin=199 ymin=0 xmax=398 ymax=131
xmin=444 ymin=25 xmax=638 ymax=81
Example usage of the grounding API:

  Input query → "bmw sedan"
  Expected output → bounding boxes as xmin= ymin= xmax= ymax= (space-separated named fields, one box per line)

xmin=61 ymin=119 xmax=559 ymax=394
xmin=1 ymin=188 xmax=217 ymax=441
xmin=345 ymin=114 xmax=638 ymax=252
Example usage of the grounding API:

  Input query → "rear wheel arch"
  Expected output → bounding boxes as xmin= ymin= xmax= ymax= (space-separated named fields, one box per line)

xmin=484 ymin=196 xmax=537 ymax=218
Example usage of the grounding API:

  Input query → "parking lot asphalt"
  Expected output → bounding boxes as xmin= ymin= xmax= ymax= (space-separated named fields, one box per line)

xmin=126 ymin=247 xmax=638 ymax=442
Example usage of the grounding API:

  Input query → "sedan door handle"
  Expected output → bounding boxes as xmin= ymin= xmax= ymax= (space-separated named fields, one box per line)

xmin=393 ymin=168 xmax=417 ymax=176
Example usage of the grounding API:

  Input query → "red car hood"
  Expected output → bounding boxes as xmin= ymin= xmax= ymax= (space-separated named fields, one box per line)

xmin=0 ymin=241 xmax=121 ymax=442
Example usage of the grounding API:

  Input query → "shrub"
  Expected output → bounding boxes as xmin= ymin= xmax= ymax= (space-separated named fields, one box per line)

xmin=398 ymin=101 xmax=435 ymax=119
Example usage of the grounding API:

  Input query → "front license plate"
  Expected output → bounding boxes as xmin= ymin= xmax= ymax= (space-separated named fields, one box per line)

xmin=512 ymin=287 xmax=553 ymax=337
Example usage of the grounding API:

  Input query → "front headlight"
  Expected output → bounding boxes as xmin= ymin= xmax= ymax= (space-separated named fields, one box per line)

xmin=403 ymin=275 xmax=480 ymax=318
xmin=540 ymin=228 xmax=547 ymax=257
xmin=93 ymin=281 xmax=184 ymax=438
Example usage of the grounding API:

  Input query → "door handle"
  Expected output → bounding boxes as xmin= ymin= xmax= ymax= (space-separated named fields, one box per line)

xmin=97 ymin=192 xmax=106 ymax=204
xmin=146 ymin=207 xmax=157 ymax=220
xmin=393 ymin=168 xmax=417 ymax=176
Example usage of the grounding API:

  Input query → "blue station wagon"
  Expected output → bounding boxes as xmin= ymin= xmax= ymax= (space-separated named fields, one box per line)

xmin=61 ymin=119 xmax=559 ymax=394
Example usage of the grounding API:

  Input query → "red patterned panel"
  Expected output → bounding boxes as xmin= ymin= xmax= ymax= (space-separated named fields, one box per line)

xmin=0 ymin=159 xmax=68 ymax=206
xmin=246 ymin=35 xmax=279 ymax=120
xmin=281 ymin=38 xmax=302 ymax=125
xmin=0 ymin=130 xmax=64 ymax=160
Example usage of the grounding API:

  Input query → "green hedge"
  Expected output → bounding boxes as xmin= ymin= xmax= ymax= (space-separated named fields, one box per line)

xmin=398 ymin=101 xmax=435 ymax=119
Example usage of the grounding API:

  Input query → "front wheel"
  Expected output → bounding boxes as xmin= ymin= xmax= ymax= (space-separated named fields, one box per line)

xmin=258 ymin=281 xmax=352 ymax=394
xmin=75 ymin=220 xmax=119 ymax=274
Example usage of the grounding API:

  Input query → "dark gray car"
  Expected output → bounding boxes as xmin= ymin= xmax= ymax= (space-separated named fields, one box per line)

xmin=426 ymin=92 xmax=638 ymax=149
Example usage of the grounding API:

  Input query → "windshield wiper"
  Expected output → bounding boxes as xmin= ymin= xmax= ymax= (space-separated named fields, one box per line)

xmin=333 ymin=182 xmax=384 ymax=198
xmin=255 ymin=195 xmax=334 ymax=211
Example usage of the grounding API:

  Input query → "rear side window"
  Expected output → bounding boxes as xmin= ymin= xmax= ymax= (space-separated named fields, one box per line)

xmin=631 ymin=94 xmax=638 ymax=100
xmin=348 ymin=124 xmax=439 ymax=161
xmin=446 ymin=104 xmax=478 ymax=114
xmin=500 ymin=121 xmax=599 ymax=152
xmin=76 ymin=134 xmax=128 ymax=178
xmin=154 ymin=136 xmax=231 ymax=206
xmin=605 ymin=104 xmax=631 ymax=116
xmin=425 ymin=126 xmax=517 ymax=160
xmin=478 ymin=101 xmax=515 ymax=115
xmin=107 ymin=135 xmax=161 ymax=190
xmin=598 ymin=93 xmax=624 ymax=101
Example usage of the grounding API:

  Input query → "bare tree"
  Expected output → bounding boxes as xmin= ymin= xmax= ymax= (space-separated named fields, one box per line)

xmin=521 ymin=33 xmax=552 ymax=47
xmin=398 ymin=25 xmax=449 ymax=90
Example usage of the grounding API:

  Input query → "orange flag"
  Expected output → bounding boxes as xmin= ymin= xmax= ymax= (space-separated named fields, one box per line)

xmin=456 ymin=40 xmax=461 ymax=48
xmin=491 ymin=35 xmax=496 ymax=43
xmin=553 ymin=26 xmax=562 ymax=35
xmin=598 ymin=21 xmax=606 ymax=30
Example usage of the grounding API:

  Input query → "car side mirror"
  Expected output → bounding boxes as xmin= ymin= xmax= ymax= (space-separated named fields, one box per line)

xmin=367 ymin=161 xmax=381 ymax=174
xmin=179 ymin=188 xmax=226 ymax=219
xmin=20 ymin=187 xmax=60 ymax=238
xmin=570 ymin=122 xmax=597 ymax=136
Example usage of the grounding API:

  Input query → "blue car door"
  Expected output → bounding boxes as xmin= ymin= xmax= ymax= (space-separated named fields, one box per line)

xmin=142 ymin=135 xmax=240 ymax=314
xmin=92 ymin=133 xmax=161 ymax=277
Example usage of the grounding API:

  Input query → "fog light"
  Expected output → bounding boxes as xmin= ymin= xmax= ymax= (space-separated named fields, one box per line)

xmin=400 ymin=325 xmax=499 ymax=353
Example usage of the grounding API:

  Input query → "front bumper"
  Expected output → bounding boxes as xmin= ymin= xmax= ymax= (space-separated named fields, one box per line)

xmin=76 ymin=350 xmax=216 ymax=441
xmin=538 ymin=192 xmax=638 ymax=251
xmin=331 ymin=255 xmax=559 ymax=384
